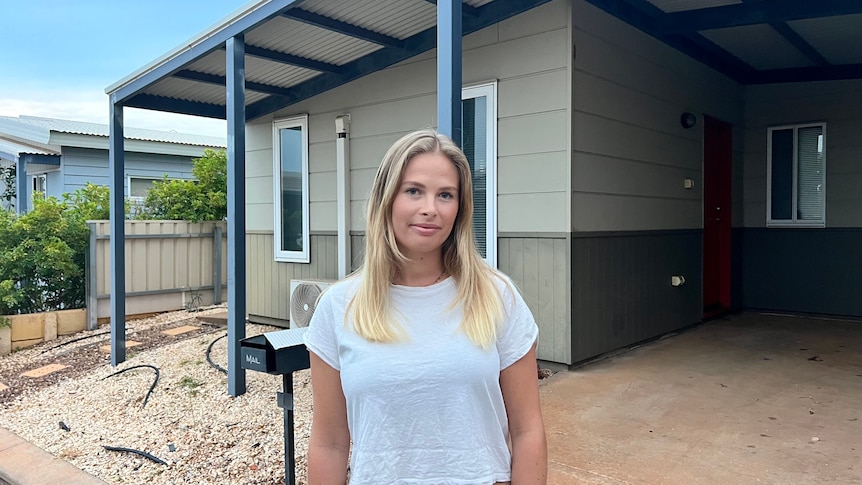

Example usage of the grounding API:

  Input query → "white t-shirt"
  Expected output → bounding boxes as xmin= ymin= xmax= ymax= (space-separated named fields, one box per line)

xmin=303 ymin=274 xmax=538 ymax=485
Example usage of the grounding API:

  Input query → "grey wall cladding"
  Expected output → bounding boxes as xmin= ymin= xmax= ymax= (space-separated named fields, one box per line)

xmin=571 ymin=230 xmax=702 ymax=363
xmin=743 ymin=228 xmax=862 ymax=317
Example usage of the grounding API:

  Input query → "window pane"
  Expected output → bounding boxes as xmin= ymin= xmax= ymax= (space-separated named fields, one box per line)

xmin=280 ymin=126 xmax=304 ymax=252
xmin=462 ymin=97 xmax=487 ymax=257
xmin=130 ymin=178 xmax=159 ymax=198
xmin=770 ymin=129 xmax=793 ymax=220
xmin=796 ymin=126 xmax=824 ymax=221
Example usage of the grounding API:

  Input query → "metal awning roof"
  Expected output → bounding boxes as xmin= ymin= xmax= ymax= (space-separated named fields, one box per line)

xmin=106 ymin=0 xmax=551 ymax=122
xmin=106 ymin=0 xmax=862 ymax=124
xmin=587 ymin=0 xmax=862 ymax=84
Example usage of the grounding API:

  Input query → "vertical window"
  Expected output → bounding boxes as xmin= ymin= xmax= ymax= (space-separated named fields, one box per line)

xmin=462 ymin=83 xmax=497 ymax=266
xmin=32 ymin=174 xmax=47 ymax=195
xmin=273 ymin=115 xmax=309 ymax=262
xmin=767 ymin=123 xmax=825 ymax=226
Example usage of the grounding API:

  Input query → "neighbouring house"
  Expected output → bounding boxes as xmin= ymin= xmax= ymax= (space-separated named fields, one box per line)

xmin=0 ymin=115 xmax=226 ymax=212
xmin=103 ymin=0 xmax=862 ymax=391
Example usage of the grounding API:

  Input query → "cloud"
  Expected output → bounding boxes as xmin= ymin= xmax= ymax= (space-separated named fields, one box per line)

xmin=0 ymin=88 xmax=226 ymax=139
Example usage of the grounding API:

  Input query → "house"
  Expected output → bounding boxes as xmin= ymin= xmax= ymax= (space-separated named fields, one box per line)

xmin=0 ymin=115 xmax=226 ymax=212
xmin=103 ymin=0 xmax=862 ymax=394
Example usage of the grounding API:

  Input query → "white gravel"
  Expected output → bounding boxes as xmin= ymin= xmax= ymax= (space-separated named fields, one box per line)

xmin=0 ymin=307 xmax=312 ymax=485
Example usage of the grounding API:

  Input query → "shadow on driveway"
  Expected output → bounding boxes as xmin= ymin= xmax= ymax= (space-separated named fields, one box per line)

xmin=541 ymin=312 xmax=862 ymax=484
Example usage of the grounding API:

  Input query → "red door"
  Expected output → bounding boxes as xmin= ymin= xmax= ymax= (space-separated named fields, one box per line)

xmin=703 ymin=116 xmax=732 ymax=317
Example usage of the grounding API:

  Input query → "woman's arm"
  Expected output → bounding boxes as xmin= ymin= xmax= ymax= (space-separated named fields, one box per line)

xmin=500 ymin=343 xmax=548 ymax=484
xmin=307 ymin=352 xmax=350 ymax=485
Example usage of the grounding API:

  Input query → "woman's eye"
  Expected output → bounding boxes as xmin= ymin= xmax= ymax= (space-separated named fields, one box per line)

xmin=440 ymin=192 xmax=454 ymax=200
xmin=405 ymin=187 xmax=419 ymax=195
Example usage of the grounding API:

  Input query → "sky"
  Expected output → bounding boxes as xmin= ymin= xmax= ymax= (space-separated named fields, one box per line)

xmin=0 ymin=0 xmax=252 ymax=139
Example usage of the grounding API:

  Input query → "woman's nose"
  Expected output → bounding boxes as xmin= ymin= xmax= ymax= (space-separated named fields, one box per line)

xmin=420 ymin=195 xmax=437 ymax=215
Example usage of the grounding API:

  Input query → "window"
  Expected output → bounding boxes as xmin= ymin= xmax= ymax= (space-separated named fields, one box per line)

xmin=127 ymin=177 xmax=164 ymax=201
xmin=32 ymin=174 xmax=47 ymax=195
xmin=273 ymin=115 xmax=310 ymax=263
xmin=767 ymin=123 xmax=826 ymax=226
xmin=462 ymin=83 xmax=497 ymax=266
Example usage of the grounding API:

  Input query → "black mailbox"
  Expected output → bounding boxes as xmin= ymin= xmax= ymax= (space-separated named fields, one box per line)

xmin=240 ymin=327 xmax=310 ymax=485
xmin=240 ymin=327 xmax=310 ymax=374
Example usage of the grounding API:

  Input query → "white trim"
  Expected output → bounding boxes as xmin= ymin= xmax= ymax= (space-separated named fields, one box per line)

xmin=766 ymin=122 xmax=826 ymax=227
xmin=272 ymin=114 xmax=310 ymax=263
xmin=462 ymin=82 xmax=498 ymax=267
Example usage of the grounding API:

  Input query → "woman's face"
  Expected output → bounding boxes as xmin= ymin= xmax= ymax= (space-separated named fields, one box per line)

xmin=390 ymin=151 xmax=460 ymax=261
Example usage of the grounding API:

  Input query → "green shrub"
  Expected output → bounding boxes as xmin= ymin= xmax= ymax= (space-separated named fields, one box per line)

xmin=0 ymin=183 xmax=111 ymax=316
xmin=0 ymin=195 xmax=88 ymax=314
xmin=139 ymin=149 xmax=227 ymax=222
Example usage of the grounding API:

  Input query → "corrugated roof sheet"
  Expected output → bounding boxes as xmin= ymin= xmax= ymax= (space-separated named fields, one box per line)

xmin=701 ymin=24 xmax=817 ymax=70
xmin=0 ymin=138 xmax=56 ymax=160
xmin=0 ymin=115 xmax=225 ymax=148
xmin=301 ymin=0 xmax=436 ymax=40
xmin=788 ymin=14 xmax=862 ymax=66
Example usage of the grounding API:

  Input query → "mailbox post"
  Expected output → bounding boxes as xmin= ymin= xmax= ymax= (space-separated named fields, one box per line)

xmin=240 ymin=327 xmax=310 ymax=485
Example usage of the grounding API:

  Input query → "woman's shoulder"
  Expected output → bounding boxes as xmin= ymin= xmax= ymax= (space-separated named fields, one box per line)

xmin=316 ymin=274 xmax=361 ymax=307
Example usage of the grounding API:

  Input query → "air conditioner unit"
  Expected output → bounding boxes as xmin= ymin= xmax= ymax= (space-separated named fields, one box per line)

xmin=289 ymin=279 xmax=333 ymax=328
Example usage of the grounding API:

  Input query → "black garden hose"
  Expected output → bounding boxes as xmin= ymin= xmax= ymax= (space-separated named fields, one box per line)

xmin=102 ymin=445 xmax=167 ymax=465
xmin=206 ymin=333 xmax=228 ymax=375
xmin=41 ymin=330 xmax=110 ymax=353
xmin=102 ymin=364 xmax=160 ymax=408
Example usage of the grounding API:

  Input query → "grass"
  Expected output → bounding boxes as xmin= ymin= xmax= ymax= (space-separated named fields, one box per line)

xmin=178 ymin=375 xmax=204 ymax=397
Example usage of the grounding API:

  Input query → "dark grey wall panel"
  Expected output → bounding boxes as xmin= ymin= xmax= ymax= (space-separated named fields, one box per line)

xmin=732 ymin=227 xmax=745 ymax=311
xmin=743 ymin=228 xmax=862 ymax=316
xmin=571 ymin=230 xmax=702 ymax=363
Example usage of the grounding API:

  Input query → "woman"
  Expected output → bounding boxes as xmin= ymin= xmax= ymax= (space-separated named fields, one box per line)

xmin=304 ymin=129 xmax=547 ymax=484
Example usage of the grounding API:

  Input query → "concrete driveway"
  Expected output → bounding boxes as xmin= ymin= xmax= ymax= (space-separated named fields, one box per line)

xmin=540 ymin=312 xmax=862 ymax=484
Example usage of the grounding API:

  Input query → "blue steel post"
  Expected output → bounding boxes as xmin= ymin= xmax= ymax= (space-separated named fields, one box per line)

xmin=227 ymin=35 xmax=247 ymax=396
xmin=437 ymin=0 xmax=462 ymax=146
xmin=108 ymin=100 xmax=126 ymax=365
xmin=15 ymin=157 xmax=26 ymax=214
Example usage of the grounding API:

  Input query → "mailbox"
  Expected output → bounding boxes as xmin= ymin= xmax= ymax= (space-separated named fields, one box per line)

xmin=240 ymin=327 xmax=310 ymax=374
xmin=240 ymin=327 xmax=310 ymax=485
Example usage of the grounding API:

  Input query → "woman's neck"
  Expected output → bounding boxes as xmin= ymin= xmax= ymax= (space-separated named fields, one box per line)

xmin=395 ymin=258 xmax=446 ymax=287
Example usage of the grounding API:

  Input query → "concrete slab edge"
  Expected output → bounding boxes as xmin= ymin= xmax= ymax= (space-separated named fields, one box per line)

xmin=0 ymin=427 xmax=108 ymax=485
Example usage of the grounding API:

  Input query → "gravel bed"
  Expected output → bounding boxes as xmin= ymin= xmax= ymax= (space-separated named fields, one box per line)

xmin=0 ymin=307 xmax=311 ymax=485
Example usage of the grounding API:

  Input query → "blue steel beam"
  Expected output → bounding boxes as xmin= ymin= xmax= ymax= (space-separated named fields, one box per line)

xmin=173 ymin=69 xmax=295 ymax=97
xmin=125 ymin=94 xmax=226 ymax=119
xmin=584 ymin=0 xmax=757 ymax=83
xmin=424 ymin=0 xmax=480 ymax=18
xmin=751 ymin=63 xmax=862 ymax=84
xmin=739 ymin=0 xmax=829 ymax=67
xmin=111 ymin=0 xmax=304 ymax=104
xmin=247 ymin=0 xmax=552 ymax=120
xmin=656 ymin=0 xmax=862 ymax=35
xmin=282 ymin=9 xmax=404 ymax=49
xmin=437 ymin=0 xmax=462 ymax=145
xmin=226 ymin=35 xmax=247 ymax=397
xmin=243 ymin=44 xmax=342 ymax=73
xmin=770 ymin=23 xmax=829 ymax=67
xmin=108 ymin=99 xmax=126 ymax=366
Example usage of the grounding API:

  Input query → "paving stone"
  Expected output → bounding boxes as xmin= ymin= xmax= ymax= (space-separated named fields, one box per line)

xmin=161 ymin=325 xmax=200 ymax=336
xmin=21 ymin=364 xmax=68 ymax=378
xmin=98 ymin=340 xmax=142 ymax=353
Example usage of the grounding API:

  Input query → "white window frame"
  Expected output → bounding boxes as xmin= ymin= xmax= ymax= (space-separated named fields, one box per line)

xmin=462 ymin=82 xmax=498 ymax=267
xmin=126 ymin=175 xmax=173 ymax=203
xmin=766 ymin=122 xmax=826 ymax=227
xmin=272 ymin=114 xmax=310 ymax=263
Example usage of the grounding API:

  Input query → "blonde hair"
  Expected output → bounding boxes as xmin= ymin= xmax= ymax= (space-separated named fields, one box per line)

xmin=349 ymin=129 xmax=504 ymax=348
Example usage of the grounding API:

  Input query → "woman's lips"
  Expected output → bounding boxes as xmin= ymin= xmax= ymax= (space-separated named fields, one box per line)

xmin=411 ymin=224 xmax=440 ymax=236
